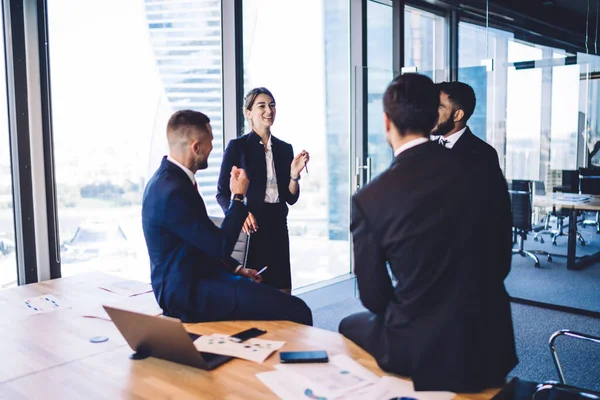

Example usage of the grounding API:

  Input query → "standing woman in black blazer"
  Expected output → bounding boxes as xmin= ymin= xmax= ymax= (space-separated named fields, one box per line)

xmin=216 ymin=87 xmax=309 ymax=292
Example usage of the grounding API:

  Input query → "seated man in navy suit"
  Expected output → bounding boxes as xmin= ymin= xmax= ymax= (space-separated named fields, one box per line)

xmin=142 ymin=110 xmax=312 ymax=325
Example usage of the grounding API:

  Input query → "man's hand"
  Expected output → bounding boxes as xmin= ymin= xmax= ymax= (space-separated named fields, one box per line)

xmin=230 ymin=166 xmax=249 ymax=195
xmin=237 ymin=267 xmax=262 ymax=283
xmin=243 ymin=212 xmax=258 ymax=234
xmin=291 ymin=150 xmax=310 ymax=178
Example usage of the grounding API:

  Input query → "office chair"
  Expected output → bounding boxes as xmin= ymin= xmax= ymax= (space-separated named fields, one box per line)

xmin=209 ymin=216 xmax=251 ymax=268
xmin=510 ymin=180 xmax=552 ymax=268
xmin=578 ymin=167 xmax=600 ymax=233
xmin=534 ymin=170 xmax=586 ymax=247
xmin=531 ymin=330 xmax=600 ymax=400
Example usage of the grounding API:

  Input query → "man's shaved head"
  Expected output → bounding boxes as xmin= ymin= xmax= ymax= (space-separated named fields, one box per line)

xmin=167 ymin=110 xmax=211 ymax=149
xmin=166 ymin=110 xmax=214 ymax=172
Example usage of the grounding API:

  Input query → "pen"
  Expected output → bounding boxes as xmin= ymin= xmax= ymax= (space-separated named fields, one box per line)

xmin=305 ymin=162 xmax=308 ymax=175
xmin=256 ymin=266 xmax=268 ymax=276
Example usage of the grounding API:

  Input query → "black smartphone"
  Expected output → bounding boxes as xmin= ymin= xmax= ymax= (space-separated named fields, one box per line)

xmin=230 ymin=327 xmax=266 ymax=342
xmin=279 ymin=350 xmax=329 ymax=364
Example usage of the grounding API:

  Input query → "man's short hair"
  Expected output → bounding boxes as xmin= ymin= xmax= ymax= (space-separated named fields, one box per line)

xmin=166 ymin=110 xmax=211 ymax=141
xmin=383 ymin=73 xmax=439 ymax=136
xmin=436 ymin=81 xmax=476 ymax=122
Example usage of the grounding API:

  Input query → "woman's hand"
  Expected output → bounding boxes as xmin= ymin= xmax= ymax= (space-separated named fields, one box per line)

xmin=291 ymin=150 xmax=310 ymax=178
xmin=237 ymin=267 xmax=263 ymax=283
xmin=242 ymin=212 xmax=258 ymax=234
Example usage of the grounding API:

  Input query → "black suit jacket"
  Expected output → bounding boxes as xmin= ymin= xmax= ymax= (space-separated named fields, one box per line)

xmin=351 ymin=141 xmax=517 ymax=391
xmin=216 ymin=131 xmax=299 ymax=218
xmin=142 ymin=157 xmax=247 ymax=321
xmin=453 ymin=127 xmax=500 ymax=169
xmin=453 ymin=127 xmax=513 ymax=278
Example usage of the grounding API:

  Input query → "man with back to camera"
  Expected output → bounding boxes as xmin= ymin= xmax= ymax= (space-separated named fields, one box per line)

xmin=432 ymin=81 xmax=513 ymax=281
xmin=142 ymin=109 xmax=312 ymax=325
xmin=338 ymin=74 xmax=517 ymax=392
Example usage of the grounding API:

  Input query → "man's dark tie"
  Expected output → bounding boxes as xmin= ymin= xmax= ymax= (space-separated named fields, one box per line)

xmin=193 ymin=181 xmax=198 ymax=191
xmin=438 ymin=137 xmax=448 ymax=147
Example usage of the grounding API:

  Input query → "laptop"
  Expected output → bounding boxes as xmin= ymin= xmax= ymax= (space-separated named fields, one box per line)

xmin=103 ymin=305 xmax=232 ymax=370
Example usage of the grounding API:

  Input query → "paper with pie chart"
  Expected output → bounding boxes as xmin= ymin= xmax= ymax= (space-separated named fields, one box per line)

xmin=273 ymin=354 xmax=380 ymax=398
xmin=193 ymin=334 xmax=285 ymax=363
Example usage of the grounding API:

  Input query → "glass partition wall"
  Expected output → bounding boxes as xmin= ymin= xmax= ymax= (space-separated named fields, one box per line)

xmin=458 ymin=20 xmax=600 ymax=314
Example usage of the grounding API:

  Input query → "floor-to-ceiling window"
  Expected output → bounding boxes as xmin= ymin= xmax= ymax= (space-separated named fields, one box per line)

xmin=47 ymin=0 xmax=224 ymax=281
xmin=404 ymin=6 xmax=446 ymax=80
xmin=242 ymin=0 xmax=351 ymax=289
xmin=0 ymin=5 xmax=17 ymax=289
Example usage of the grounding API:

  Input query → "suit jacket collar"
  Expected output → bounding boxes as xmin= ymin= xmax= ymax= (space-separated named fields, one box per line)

xmin=247 ymin=130 xmax=283 ymax=148
xmin=162 ymin=156 xmax=193 ymax=186
xmin=392 ymin=140 xmax=438 ymax=166
xmin=451 ymin=127 xmax=474 ymax=152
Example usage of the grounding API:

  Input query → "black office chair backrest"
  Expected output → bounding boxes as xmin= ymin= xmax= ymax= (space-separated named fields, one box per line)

xmin=209 ymin=216 xmax=250 ymax=267
xmin=578 ymin=167 xmax=600 ymax=195
xmin=509 ymin=179 xmax=533 ymax=232
xmin=562 ymin=170 xmax=579 ymax=193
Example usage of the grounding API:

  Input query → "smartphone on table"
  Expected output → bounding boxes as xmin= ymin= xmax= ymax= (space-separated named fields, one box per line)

xmin=279 ymin=350 xmax=329 ymax=363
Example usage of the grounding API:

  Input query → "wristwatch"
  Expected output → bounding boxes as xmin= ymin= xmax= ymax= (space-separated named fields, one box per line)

xmin=233 ymin=193 xmax=245 ymax=202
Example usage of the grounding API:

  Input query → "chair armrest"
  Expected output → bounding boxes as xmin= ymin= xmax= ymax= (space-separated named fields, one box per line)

xmin=533 ymin=381 xmax=600 ymax=400
xmin=549 ymin=330 xmax=600 ymax=384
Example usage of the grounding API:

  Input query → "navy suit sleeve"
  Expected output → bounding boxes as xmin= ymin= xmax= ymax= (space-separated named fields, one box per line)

xmin=217 ymin=139 xmax=239 ymax=214
xmin=164 ymin=190 xmax=247 ymax=263
xmin=284 ymin=144 xmax=300 ymax=205
xmin=350 ymin=196 xmax=394 ymax=315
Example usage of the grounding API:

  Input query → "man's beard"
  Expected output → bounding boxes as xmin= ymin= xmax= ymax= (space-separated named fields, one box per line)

xmin=196 ymin=159 xmax=208 ymax=170
xmin=431 ymin=113 xmax=455 ymax=137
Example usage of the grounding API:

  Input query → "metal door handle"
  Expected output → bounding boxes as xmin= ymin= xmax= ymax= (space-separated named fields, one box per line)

xmin=355 ymin=157 xmax=372 ymax=190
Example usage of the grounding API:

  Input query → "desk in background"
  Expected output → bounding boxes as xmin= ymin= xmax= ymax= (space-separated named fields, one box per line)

xmin=0 ymin=273 xmax=503 ymax=399
xmin=533 ymin=193 xmax=600 ymax=270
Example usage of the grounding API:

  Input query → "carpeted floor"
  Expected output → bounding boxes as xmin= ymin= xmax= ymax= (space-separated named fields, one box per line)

xmin=506 ymin=223 xmax=600 ymax=314
xmin=313 ymin=299 xmax=600 ymax=391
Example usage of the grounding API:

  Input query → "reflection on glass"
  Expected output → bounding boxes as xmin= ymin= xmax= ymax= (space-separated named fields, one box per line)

xmin=550 ymin=65 xmax=580 ymax=170
xmin=367 ymin=1 xmax=394 ymax=179
xmin=404 ymin=6 xmax=446 ymax=80
xmin=243 ymin=0 xmax=350 ymax=289
xmin=505 ymin=66 xmax=542 ymax=180
xmin=48 ymin=0 xmax=224 ymax=281
xmin=0 ymin=6 xmax=17 ymax=289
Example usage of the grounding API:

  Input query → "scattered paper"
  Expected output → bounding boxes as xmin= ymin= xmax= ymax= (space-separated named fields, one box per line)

xmin=193 ymin=334 xmax=285 ymax=363
xmin=274 ymin=354 xmax=380 ymax=398
xmin=22 ymin=294 xmax=69 ymax=314
xmin=257 ymin=369 xmax=380 ymax=400
xmin=257 ymin=372 xmax=456 ymax=400
xmin=81 ymin=292 xmax=162 ymax=321
xmin=97 ymin=279 xmax=153 ymax=297
xmin=365 ymin=376 xmax=455 ymax=400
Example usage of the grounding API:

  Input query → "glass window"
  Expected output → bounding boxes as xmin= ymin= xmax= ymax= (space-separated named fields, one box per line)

xmin=366 ymin=0 xmax=394 ymax=178
xmin=404 ymin=6 xmax=446 ymax=79
xmin=243 ymin=0 xmax=350 ymax=289
xmin=459 ymin=21 xmax=585 ymax=187
xmin=0 ymin=6 xmax=17 ymax=289
xmin=47 ymin=0 xmax=224 ymax=281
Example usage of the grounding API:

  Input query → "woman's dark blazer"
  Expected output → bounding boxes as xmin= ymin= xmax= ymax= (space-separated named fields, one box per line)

xmin=216 ymin=131 xmax=300 ymax=217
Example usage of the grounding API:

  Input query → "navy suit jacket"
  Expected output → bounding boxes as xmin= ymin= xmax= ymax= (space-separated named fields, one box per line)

xmin=216 ymin=131 xmax=299 ymax=217
xmin=142 ymin=156 xmax=247 ymax=321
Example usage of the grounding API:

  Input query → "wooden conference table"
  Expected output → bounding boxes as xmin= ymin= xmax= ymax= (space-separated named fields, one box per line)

xmin=0 ymin=272 xmax=503 ymax=399
xmin=533 ymin=193 xmax=600 ymax=270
